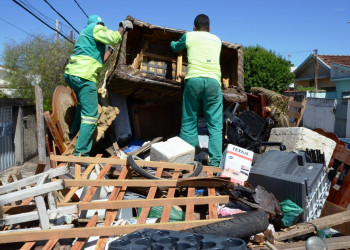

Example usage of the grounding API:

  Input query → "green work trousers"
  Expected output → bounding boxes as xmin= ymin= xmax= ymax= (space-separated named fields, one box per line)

xmin=180 ymin=77 xmax=223 ymax=166
xmin=64 ymin=73 xmax=99 ymax=156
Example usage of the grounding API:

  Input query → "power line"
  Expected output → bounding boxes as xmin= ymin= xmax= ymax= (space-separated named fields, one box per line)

xmin=12 ymin=0 xmax=74 ymax=44
xmin=20 ymin=0 xmax=71 ymax=32
xmin=0 ymin=16 xmax=72 ymax=49
xmin=277 ymin=50 xmax=313 ymax=55
xmin=0 ymin=16 xmax=32 ymax=37
xmin=43 ymin=0 xmax=79 ymax=34
xmin=73 ymin=0 xmax=88 ymax=18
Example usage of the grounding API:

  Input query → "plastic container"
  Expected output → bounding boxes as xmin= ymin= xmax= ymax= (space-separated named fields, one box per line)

xmin=109 ymin=228 xmax=247 ymax=250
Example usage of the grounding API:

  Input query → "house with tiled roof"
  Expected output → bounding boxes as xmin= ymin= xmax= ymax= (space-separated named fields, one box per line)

xmin=331 ymin=62 xmax=350 ymax=99
xmin=293 ymin=54 xmax=350 ymax=98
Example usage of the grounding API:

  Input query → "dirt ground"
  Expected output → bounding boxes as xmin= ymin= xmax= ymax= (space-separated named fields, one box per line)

xmin=0 ymin=155 xmax=51 ymax=185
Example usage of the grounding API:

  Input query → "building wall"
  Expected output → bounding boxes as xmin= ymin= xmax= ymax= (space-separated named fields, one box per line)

xmin=303 ymin=98 xmax=337 ymax=133
xmin=294 ymin=78 xmax=335 ymax=90
xmin=336 ymin=79 xmax=350 ymax=99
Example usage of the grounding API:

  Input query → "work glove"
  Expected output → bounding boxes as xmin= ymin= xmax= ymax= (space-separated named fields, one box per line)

xmin=119 ymin=20 xmax=133 ymax=31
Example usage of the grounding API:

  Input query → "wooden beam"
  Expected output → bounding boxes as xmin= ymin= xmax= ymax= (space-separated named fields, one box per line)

xmin=35 ymin=85 xmax=46 ymax=165
xmin=274 ymin=236 xmax=350 ymax=249
xmin=50 ymin=155 xmax=222 ymax=173
xmin=0 ymin=166 xmax=68 ymax=195
xmin=0 ymin=218 xmax=230 ymax=243
xmin=58 ymin=196 xmax=229 ymax=212
xmin=63 ymin=179 xmax=177 ymax=187
xmin=0 ymin=180 xmax=64 ymax=205
xmin=273 ymin=210 xmax=350 ymax=241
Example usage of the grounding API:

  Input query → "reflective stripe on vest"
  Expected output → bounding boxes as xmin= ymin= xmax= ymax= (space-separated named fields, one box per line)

xmin=81 ymin=115 xmax=98 ymax=125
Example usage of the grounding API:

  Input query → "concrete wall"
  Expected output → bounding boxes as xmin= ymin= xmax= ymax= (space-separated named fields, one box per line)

xmin=336 ymin=79 xmax=350 ymax=99
xmin=303 ymin=98 xmax=337 ymax=133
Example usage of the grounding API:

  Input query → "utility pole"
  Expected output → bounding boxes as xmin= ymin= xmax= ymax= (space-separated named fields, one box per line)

xmin=55 ymin=19 xmax=59 ymax=42
xmin=314 ymin=49 xmax=318 ymax=97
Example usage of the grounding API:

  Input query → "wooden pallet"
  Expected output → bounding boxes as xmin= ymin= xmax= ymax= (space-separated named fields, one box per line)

xmin=0 ymin=155 xmax=229 ymax=250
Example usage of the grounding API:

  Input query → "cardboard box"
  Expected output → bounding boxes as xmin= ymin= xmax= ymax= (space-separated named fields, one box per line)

xmin=219 ymin=144 xmax=254 ymax=185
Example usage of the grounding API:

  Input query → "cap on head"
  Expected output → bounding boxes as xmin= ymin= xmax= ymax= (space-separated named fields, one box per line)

xmin=88 ymin=15 xmax=104 ymax=25
xmin=194 ymin=14 xmax=210 ymax=30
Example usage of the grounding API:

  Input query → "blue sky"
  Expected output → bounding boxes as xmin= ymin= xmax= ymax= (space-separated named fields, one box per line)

xmin=0 ymin=0 xmax=349 ymax=67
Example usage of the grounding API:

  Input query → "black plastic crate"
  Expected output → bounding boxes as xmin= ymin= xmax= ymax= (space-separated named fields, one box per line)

xmin=109 ymin=228 xmax=246 ymax=250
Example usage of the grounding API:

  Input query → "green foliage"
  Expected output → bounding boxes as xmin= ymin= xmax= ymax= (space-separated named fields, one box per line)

xmin=1 ymin=36 xmax=74 ymax=111
xmin=297 ymin=86 xmax=325 ymax=92
xmin=244 ymin=45 xmax=295 ymax=93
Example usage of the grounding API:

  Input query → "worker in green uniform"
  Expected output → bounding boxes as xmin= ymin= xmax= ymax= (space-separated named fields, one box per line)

xmin=170 ymin=14 xmax=223 ymax=166
xmin=64 ymin=15 xmax=133 ymax=156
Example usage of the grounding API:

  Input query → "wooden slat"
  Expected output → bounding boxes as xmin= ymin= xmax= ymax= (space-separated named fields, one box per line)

xmin=207 ymin=172 xmax=218 ymax=219
xmin=58 ymin=196 xmax=229 ymax=212
xmin=160 ymin=170 xmax=180 ymax=223
xmin=185 ymin=187 xmax=196 ymax=221
xmin=50 ymin=155 xmax=222 ymax=173
xmin=274 ymin=210 xmax=350 ymax=241
xmin=287 ymin=100 xmax=304 ymax=109
xmin=0 ymin=218 xmax=230 ymax=243
xmin=286 ymin=110 xmax=301 ymax=119
xmin=95 ymin=165 xmax=129 ymax=250
xmin=71 ymin=212 xmax=98 ymax=250
xmin=61 ymin=154 xmax=102 ymax=203
xmin=137 ymin=168 xmax=163 ymax=224
xmin=64 ymin=179 xmax=177 ymax=187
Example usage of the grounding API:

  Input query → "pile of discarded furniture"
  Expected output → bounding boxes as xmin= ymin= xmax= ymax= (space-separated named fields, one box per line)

xmin=1 ymin=16 xmax=350 ymax=250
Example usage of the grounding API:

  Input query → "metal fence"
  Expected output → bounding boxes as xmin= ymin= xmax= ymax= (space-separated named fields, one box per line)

xmin=0 ymin=106 xmax=15 ymax=171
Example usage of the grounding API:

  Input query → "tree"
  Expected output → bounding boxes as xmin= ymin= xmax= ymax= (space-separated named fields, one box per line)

xmin=244 ymin=45 xmax=294 ymax=93
xmin=2 ymin=35 xmax=73 ymax=111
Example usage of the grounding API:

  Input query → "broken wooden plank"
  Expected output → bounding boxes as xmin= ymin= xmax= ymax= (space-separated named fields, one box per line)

xmin=273 ymin=235 xmax=350 ymax=250
xmin=321 ymin=200 xmax=350 ymax=235
xmin=0 ymin=166 xmax=68 ymax=195
xmin=0 ymin=180 xmax=64 ymax=205
xmin=0 ymin=218 xmax=230 ymax=243
xmin=273 ymin=210 xmax=350 ymax=241
xmin=0 ymin=205 xmax=78 ymax=226
xmin=58 ymin=196 xmax=229 ymax=212
xmin=50 ymin=155 xmax=222 ymax=173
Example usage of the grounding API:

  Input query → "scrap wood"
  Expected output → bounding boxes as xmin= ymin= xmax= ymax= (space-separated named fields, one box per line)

xmin=61 ymin=154 xmax=102 ymax=203
xmin=321 ymin=200 xmax=350 ymax=235
xmin=62 ymin=177 xmax=231 ymax=188
xmin=273 ymin=209 xmax=350 ymax=241
xmin=51 ymin=155 xmax=222 ymax=173
xmin=0 ymin=165 xmax=68 ymax=195
xmin=71 ymin=212 xmax=98 ymax=250
xmin=95 ymin=163 xmax=129 ymax=249
xmin=272 ymin=236 xmax=350 ymax=250
xmin=126 ymin=136 xmax=162 ymax=156
xmin=0 ymin=218 xmax=231 ymax=243
xmin=160 ymin=170 xmax=180 ymax=222
xmin=137 ymin=168 xmax=164 ymax=224
xmin=41 ymin=154 xmax=110 ymax=250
